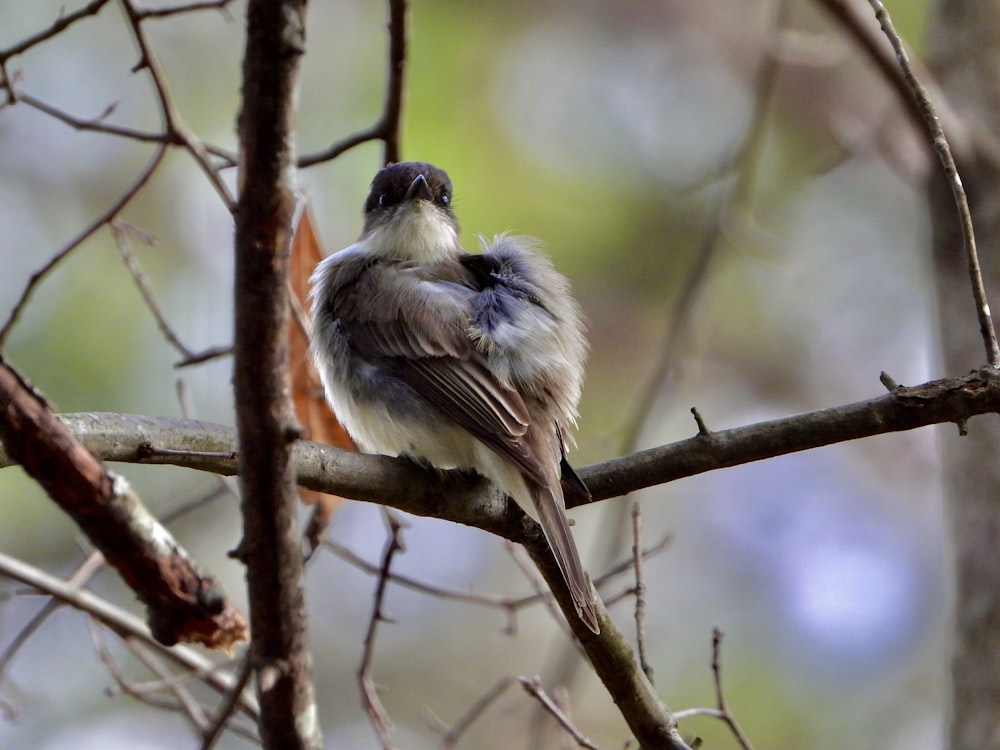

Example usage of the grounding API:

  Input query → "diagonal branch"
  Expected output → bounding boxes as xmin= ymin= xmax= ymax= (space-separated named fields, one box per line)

xmin=0 ymin=1 xmax=112 ymax=65
xmin=0 ymin=550 xmax=258 ymax=718
xmin=851 ymin=0 xmax=1000 ymax=367
xmin=118 ymin=0 xmax=236 ymax=210
xmin=0 ymin=144 xmax=168 ymax=348
xmin=0 ymin=358 xmax=246 ymax=650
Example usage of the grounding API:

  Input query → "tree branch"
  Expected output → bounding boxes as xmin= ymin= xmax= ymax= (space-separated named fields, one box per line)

xmin=864 ymin=0 xmax=1000 ymax=367
xmin=0 ymin=144 xmax=168 ymax=348
xmin=0 ymin=550 xmax=257 ymax=719
xmin=3 ymin=369 xmax=997 ymax=518
xmin=4 ymin=369 xmax=998 ymax=745
xmin=234 ymin=1 xmax=320 ymax=749
xmin=0 ymin=358 xmax=246 ymax=650
xmin=298 ymin=0 xmax=406 ymax=167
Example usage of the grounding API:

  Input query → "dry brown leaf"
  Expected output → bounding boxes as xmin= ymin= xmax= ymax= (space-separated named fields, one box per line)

xmin=289 ymin=201 xmax=356 ymax=552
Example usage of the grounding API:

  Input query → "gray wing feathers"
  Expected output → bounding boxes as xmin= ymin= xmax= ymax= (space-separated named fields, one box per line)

xmin=531 ymin=483 xmax=600 ymax=633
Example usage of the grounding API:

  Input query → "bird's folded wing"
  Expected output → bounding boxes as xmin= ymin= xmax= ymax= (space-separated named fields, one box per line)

xmin=348 ymin=315 xmax=551 ymax=488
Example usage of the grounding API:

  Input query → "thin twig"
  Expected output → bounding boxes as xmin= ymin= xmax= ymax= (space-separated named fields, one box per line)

xmin=0 ymin=551 xmax=105 ymax=679
xmin=505 ymin=541 xmax=579 ymax=644
xmin=424 ymin=675 xmax=516 ymax=749
xmin=0 ymin=550 xmax=259 ymax=719
xmin=118 ymin=0 xmax=236 ymax=210
xmin=709 ymin=628 xmax=756 ymax=750
xmin=15 ymin=91 xmax=238 ymax=166
xmin=111 ymin=220 xmax=201 ymax=360
xmin=631 ymin=502 xmax=653 ymax=684
xmin=324 ymin=538 xmax=531 ymax=609
xmin=134 ymin=0 xmax=237 ymax=20
xmin=126 ymin=635 xmax=212 ymax=733
xmin=0 ymin=144 xmax=168 ymax=348
xmin=200 ymin=654 xmax=257 ymax=750
xmin=92 ymin=630 xmax=259 ymax=745
xmin=298 ymin=0 xmax=407 ymax=167
xmin=0 ymin=0 xmax=111 ymax=64
xmin=866 ymin=0 xmax=1000 ymax=367
xmin=358 ymin=510 xmax=407 ymax=750
xmin=518 ymin=676 xmax=601 ymax=750
xmin=88 ymin=620 xmax=179 ymax=713
xmin=321 ymin=532 xmax=671 ymax=634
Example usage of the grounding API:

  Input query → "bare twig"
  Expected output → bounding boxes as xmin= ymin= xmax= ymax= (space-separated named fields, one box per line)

xmin=0 ymin=551 xmax=104 ymax=681
xmin=6 ymin=369 xmax=1000 ymax=512
xmin=866 ymin=0 xmax=1000 ymax=367
xmin=175 ymin=345 xmax=235 ymax=367
xmin=126 ymin=635 xmax=212 ymax=732
xmin=519 ymin=676 xmax=601 ymax=750
xmin=709 ymin=628 xmax=755 ymax=750
xmin=89 ymin=621 xmax=179 ymax=713
xmin=118 ymin=0 xmax=236 ymax=209
xmin=200 ymin=655 xmax=257 ymax=750
xmin=0 ymin=550 xmax=259 ymax=719
xmin=631 ymin=502 xmax=652 ymax=684
xmin=506 ymin=541 xmax=578 ymax=642
xmin=0 ymin=144 xmax=168 ymax=348
xmin=299 ymin=0 xmax=407 ymax=166
xmin=324 ymin=537 xmax=534 ymax=610
xmin=321 ymin=533 xmax=671 ymax=626
xmin=425 ymin=675 xmax=516 ymax=749
xmin=358 ymin=511 xmax=407 ymax=750
xmin=0 ymin=359 xmax=247 ymax=649
xmin=134 ymin=0 xmax=237 ymax=20
xmin=15 ymin=91 xmax=238 ymax=166
xmin=111 ymin=220 xmax=203 ymax=361
xmin=90 ymin=629 xmax=259 ymax=745
xmin=0 ymin=0 xmax=111 ymax=64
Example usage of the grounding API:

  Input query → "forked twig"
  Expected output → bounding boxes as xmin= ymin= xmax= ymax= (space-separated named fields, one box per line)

xmin=519 ymin=676 xmax=601 ymax=750
xmin=299 ymin=0 xmax=407 ymax=166
xmin=358 ymin=510 xmax=407 ymax=749
xmin=200 ymin=655 xmax=256 ymax=750
xmin=422 ymin=675 xmax=516 ymax=749
xmin=118 ymin=0 xmax=236 ymax=209
xmin=673 ymin=628 xmax=755 ymax=750
xmin=111 ymin=221 xmax=202 ymax=361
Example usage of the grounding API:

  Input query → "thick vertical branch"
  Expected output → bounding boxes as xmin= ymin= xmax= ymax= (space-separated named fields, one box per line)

xmin=926 ymin=3 xmax=1000 ymax=749
xmin=234 ymin=2 xmax=319 ymax=749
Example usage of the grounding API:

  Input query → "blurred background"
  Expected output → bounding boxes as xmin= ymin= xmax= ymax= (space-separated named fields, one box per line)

xmin=0 ymin=0 xmax=951 ymax=748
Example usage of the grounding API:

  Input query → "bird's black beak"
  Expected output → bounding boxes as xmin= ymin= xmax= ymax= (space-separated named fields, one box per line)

xmin=404 ymin=173 xmax=432 ymax=202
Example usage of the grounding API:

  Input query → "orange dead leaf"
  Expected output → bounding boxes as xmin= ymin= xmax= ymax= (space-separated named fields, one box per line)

xmin=289 ymin=201 xmax=356 ymax=551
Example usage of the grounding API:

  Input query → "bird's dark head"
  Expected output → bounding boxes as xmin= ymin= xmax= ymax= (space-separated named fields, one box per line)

xmin=360 ymin=162 xmax=460 ymax=261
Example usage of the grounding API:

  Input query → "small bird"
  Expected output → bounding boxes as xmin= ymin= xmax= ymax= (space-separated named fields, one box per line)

xmin=309 ymin=162 xmax=599 ymax=633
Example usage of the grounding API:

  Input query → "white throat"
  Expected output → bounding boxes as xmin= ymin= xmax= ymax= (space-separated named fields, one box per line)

xmin=365 ymin=203 xmax=460 ymax=263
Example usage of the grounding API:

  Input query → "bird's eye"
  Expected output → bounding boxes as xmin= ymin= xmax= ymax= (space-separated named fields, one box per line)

xmin=378 ymin=193 xmax=391 ymax=207
xmin=439 ymin=191 xmax=450 ymax=206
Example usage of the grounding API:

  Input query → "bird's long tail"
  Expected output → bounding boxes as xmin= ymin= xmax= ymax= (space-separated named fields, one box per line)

xmin=531 ymin=485 xmax=600 ymax=634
